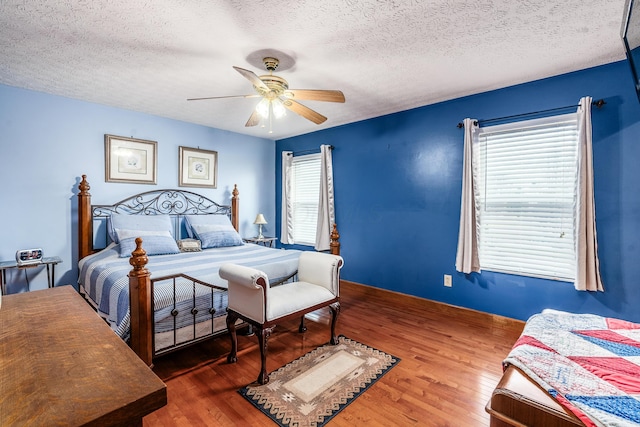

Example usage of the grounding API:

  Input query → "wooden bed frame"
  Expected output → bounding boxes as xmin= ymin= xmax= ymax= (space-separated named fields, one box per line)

xmin=77 ymin=174 xmax=341 ymax=366
xmin=486 ymin=365 xmax=584 ymax=426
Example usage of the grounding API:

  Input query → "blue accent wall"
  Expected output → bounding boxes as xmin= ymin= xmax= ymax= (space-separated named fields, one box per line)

xmin=277 ymin=60 xmax=640 ymax=323
xmin=0 ymin=84 xmax=275 ymax=293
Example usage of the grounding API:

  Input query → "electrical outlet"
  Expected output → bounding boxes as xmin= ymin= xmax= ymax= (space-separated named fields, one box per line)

xmin=444 ymin=274 xmax=452 ymax=287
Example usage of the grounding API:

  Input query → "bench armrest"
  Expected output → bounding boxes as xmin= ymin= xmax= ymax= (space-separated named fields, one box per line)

xmin=220 ymin=263 xmax=268 ymax=323
xmin=219 ymin=263 xmax=266 ymax=289
xmin=297 ymin=252 xmax=344 ymax=296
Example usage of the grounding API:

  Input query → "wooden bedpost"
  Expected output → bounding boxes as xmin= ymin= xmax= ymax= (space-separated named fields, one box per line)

xmin=330 ymin=223 xmax=340 ymax=256
xmin=231 ymin=184 xmax=239 ymax=232
xmin=129 ymin=238 xmax=153 ymax=367
xmin=78 ymin=175 xmax=93 ymax=260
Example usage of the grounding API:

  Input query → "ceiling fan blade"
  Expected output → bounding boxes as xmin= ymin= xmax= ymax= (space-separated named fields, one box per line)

xmin=187 ymin=94 xmax=259 ymax=101
xmin=283 ymin=89 xmax=345 ymax=103
xmin=245 ymin=109 xmax=261 ymax=127
xmin=282 ymin=99 xmax=327 ymax=124
xmin=233 ymin=66 xmax=269 ymax=91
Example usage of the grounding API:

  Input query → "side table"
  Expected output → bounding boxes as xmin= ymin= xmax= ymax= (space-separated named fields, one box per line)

xmin=244 ymin=237 xmax=278 ymax=247
xmin=0 ymin=256 xmax=62 ymax=295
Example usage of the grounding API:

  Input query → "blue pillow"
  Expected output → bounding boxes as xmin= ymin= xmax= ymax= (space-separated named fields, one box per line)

xmin=184 ymin=214 xmax=233 ymax=238
xmin=108 ymin=214 xmax=173 ymax=243
xmin=115 ymin=229 xmax=180 ymax=258
xmin=192 ymin=224 xmax=243 ymax=249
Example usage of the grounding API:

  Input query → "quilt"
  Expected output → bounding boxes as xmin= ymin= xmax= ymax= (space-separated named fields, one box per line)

xmin=504 ymin=309 xmax=640 ymax=427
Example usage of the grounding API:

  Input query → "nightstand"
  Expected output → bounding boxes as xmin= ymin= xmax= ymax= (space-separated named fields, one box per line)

xmin=0 ymin=256 xmax=62 ymax=295
xmin=244 ymin=237 xmax=278 ymax=248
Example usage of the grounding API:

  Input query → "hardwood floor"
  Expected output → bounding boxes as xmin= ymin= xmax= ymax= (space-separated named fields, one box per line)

xmin=144 ymin=281 xmax=524 ymax=427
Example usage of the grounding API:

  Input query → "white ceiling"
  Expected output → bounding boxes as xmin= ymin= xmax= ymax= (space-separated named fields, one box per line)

xmin=0 ymin=0 xmax=628 ymax=141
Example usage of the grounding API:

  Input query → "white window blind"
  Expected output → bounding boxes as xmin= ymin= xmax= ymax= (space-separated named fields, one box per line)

xmin=291 ymin=153 xmax=321 ymax=245
xmin=473 ymin=113 xmax=578 ymax=281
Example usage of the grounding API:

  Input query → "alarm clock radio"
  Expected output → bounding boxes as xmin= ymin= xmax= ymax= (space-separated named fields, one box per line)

xmin=16 ymin=248 xmax=43 ymax=266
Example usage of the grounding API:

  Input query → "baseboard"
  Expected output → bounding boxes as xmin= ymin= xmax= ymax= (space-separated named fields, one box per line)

xmin=340 ymin=279 xmax=525 ymax=331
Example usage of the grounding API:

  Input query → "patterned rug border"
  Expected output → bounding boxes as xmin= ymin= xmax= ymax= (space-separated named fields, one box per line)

xmin=238 ymin=335 xmax=400 ymax=427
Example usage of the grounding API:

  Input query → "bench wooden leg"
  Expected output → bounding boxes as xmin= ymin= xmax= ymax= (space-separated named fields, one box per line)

xmin=226 ymin=311 xmax=239 ymax=364
xmin=329 ymin=302 xmax=340 ymax=345
xmin=257 ymin=325 xmax=276 ymax=385
xmin=299 ymin=316 xmax=306 ymax=333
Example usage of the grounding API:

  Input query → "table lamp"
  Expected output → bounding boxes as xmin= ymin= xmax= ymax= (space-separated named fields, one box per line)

xmin=254 ymin=214 xmax=267 ymax=239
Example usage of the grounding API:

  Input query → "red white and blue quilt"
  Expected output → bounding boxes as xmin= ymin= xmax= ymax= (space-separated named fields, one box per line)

xmin=504 ymin=309 xmax=640 ymax=427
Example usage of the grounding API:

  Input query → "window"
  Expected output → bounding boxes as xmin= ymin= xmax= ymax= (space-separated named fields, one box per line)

xmin=282 ymin=145 xmax=335 ymax=250
xmin=290 ymin=153 xmax=321 ymax=245
xmin=473 ymin=113 xmax=578 ymax=281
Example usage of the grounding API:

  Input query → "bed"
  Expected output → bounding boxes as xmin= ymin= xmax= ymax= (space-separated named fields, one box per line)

xmin=486 ymin=309 xmax=640 ymax=427
xmin=76 ymin=175 xmax=341 ymax=365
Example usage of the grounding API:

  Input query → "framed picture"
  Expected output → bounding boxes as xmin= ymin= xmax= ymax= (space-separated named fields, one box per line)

xmin=179 ymin=146 xmax=217 ymax=188
xmin=105 ymin=134 xmax=157 ymax=184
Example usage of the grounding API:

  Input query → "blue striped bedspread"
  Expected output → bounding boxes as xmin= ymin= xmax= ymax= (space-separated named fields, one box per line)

xmin=78 ymin=243 xmax=301 ymax=338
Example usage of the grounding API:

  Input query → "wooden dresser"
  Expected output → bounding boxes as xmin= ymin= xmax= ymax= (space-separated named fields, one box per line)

xmin=0 ymin=285 xmax=167 ymax=426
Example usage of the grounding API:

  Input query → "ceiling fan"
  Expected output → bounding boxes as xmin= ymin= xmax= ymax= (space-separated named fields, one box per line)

xmin=187 ymin=57 xmax=345 ymax=130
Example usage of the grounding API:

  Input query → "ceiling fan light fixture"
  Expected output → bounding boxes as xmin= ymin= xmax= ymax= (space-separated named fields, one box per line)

xmin=256 ymin=98 xmax=270 ymax=118
xmin=272 ymin=98 xmax=286 ymax=118
xmin=256 ymin=97 xmax=287 ymax=121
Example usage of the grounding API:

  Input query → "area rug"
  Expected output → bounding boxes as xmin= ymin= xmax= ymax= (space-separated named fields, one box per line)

xmin=239 ymin=336 xmax=400 ymax=427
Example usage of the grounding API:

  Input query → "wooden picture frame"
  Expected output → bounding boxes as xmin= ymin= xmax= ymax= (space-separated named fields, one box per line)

xmin=179 ymin=146 xmax=217 ymax=188
xmin=105 ymin=134 xmax=157 ymax=184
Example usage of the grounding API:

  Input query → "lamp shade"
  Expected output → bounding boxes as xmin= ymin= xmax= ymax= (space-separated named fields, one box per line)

xmin=254 ymin=214 xmax=267 ymax=225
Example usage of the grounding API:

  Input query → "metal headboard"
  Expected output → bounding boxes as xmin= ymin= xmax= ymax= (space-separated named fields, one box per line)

xmin=91 ymin=189 xmax=231 ymax=248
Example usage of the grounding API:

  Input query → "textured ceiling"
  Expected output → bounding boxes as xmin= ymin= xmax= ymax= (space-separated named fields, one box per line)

xmin=0 ymin=0 xmax=628 ymax=140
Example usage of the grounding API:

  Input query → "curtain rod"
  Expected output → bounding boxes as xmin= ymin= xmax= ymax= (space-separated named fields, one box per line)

xmin=456 ymin=99 xmax=606 ymax=128
xmin=287 ymin=145 xmax=334 ymax=156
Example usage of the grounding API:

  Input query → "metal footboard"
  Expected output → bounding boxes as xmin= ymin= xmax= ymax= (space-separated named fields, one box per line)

xmin=151 ymin=273 xmax=228 ymax=357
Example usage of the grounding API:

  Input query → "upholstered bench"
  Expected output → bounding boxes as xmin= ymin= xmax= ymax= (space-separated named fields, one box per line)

xmin=219 ymin=251 xmax=344 ymax=384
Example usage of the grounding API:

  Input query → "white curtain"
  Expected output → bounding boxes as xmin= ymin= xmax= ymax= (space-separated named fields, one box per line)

xmin=575 ymin=96 xmax=604 ymax=292
xmin=280 ymin=151 xmax=294 ymax=244
xmin=315 ymin=145 xmax=335 ymax=251
xmin=455 ymin=118 xmax=481 ymax=274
